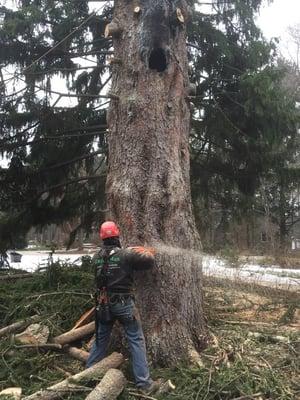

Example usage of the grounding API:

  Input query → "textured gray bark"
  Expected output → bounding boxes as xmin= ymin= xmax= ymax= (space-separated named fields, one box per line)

xmin=105 ymin=0 xmax=206 ymax=364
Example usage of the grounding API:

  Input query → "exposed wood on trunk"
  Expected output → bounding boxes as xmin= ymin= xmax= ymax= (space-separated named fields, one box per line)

xmin=107 ymin=92 xmax=119 ymax=100
xmin=53 ymin=322 xmax=95 ymax=345
xmin=188 ymin=83 xmax=196 ymax=95
xmin=85 ymin=369 xmax=126 ymax=400
xmin=0 ymin=315 xmax=40 ymax=338
xmin=0 ymin=273 xmax=34 ymax=281
xmin=104 ymin=21 xmax=122 ymax=38
xmin=64 ymin=346 xmax=89 ymax=363
xmin=22 ymin=352 xmax=124 ymax=400
xmin=108 ymin=58 xmax=122 ymax=65
xmin=176 ymin=8 xmax=185 ymax=23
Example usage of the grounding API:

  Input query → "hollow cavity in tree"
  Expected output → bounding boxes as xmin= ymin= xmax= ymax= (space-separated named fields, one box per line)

xmin=148 ymin=48 xmax=168 ymax=72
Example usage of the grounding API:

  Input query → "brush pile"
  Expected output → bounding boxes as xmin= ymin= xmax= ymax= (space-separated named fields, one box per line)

xmin=0 ymin=262 xmax=299 ymax=400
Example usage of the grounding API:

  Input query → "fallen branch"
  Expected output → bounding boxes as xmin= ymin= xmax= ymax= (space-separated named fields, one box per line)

xmin=29 ymin=291 xmax=91 ymax=299
xmin=0 ymin=315 xmax=40 ymax=338
xmin=12 ymin=343 xmax=89 ymax=363
xmin=64 ymin=346 xmax=90 ymax=363
xmin=128 ymin=392 xmax=158 ymax=400
xmin=53 ymin=321 xmax=95 ymax=345
xmin=85 ymin=368 xmax=126 ymax=400
xmin=248 ymin=332 xmax=290 ymax=344
xmin=230 ymin=393 xmax=262 ymax=400
xmin=220 ymin=320 xmax=273 ymax=327
xmin=0 ymin=273 xmax=34 ymax=281
xmin=14 ymin=343 xmax=62 ymax=350
xmin=22 ymin=352 xmax=124 ymax=400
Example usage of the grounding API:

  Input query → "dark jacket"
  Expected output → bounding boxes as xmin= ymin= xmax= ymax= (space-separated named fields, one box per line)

xmin=93 ymin=246 xmax=155 ymax=293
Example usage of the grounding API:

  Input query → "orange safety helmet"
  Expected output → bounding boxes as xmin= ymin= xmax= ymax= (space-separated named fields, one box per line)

xmin=99 ymin=221 xmax=120 ymax=240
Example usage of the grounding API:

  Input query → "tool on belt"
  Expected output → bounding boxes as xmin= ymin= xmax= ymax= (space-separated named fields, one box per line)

xmin=95 ymin=252 xmax=113 ymax=342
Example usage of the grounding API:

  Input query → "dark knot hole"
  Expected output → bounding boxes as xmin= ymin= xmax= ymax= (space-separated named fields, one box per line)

xmin=148 ymin=48 xmax=167 ymax=72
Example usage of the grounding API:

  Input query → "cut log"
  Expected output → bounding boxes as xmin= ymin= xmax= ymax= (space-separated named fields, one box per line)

xmin=64 ymin=346 xmax=89 ymax=363
xmin=85 ymin=369 xmax=126 ymax=400
xmin=13 ymin=343 xmax=88 ymax=362
xmin=14 ymin=323 xmax=49 ymax=345
xmin=0 ymin=387 xmax=22 ymax=400
xmin=133 ymin=6 xmax=141 ymax=14
xmin=53 ymin=322 xmax=95 ymax=345
xmin=22 ymin=352 xmax=124 ymax=400
xmin=0 ymin=315 xmax=40 ymax=339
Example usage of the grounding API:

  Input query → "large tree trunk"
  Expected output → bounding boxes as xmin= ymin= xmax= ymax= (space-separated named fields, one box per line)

xmin=106 ymin=0 xmax=206 ymax=364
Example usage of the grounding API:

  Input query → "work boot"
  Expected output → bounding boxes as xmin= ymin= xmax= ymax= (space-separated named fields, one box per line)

xmin=140 ymin=379 xmax=163 ymax=395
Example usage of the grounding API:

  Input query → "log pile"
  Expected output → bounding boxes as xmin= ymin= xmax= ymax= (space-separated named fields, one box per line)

xmin=0 ymin=311 xmax=127 ymax=400
xmin=0 ymin=309 xmax=175 ymax=399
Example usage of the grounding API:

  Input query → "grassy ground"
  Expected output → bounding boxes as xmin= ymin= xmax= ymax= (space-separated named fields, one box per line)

xmin=0 ymin=264 xmax=299 ymax=400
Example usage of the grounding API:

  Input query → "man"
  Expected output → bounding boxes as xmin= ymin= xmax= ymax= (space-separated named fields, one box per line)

xmin=87 ymin=221 xmax=160 ymax=394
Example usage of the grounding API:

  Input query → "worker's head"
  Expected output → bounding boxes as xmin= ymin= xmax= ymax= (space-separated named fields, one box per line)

xmin=99 ymin=221 xmax=120 ymax=241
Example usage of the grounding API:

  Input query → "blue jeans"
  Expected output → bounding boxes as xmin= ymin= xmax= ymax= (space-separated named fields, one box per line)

xmin=86 ymin=299 xmax=152 ymax=388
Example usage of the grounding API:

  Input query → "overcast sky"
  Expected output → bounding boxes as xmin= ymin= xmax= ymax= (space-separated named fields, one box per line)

xmin=257 ymin=0 xmax=299 ymax=39
xmin=257 ymin=0 xmax=300 ymax=61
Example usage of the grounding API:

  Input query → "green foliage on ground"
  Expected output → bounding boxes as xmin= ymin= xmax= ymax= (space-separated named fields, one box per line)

xmin=0 ymin=266 xmax=299 ymax=399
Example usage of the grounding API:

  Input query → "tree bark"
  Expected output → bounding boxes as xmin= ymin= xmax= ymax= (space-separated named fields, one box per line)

xmin=106 ymin=0 xmax=206 ymax=365
xmin=65 ymin=346 xmax=89 ymax=363
xmin=0 ymin=315 xmax=40 ymax=338
xmin=53 ymin=322 xmax=95 ymax=345
xmin=85 ymin=369 xmax=126 ymax=400
xmin=22 ymin=352 xmax=124 ymax=400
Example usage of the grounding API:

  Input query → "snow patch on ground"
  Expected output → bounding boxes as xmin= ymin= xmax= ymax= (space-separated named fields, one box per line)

xmin=5 ymin=250 xmax=300 ymax=292
xmin=9 ymin=251 xmax=87 ymax=273
xmin=202 ymin=255 xmax=300 ymax=292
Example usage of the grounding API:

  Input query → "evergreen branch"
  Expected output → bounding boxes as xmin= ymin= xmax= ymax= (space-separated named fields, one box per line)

xmin=25 ymin=66 xmax=108 ymax=76
xmin=186 ymin=43 xmax=243 ymax=73
xmin=1 ymin=131 xmax=107 ymax=150
xmin=41 ymin=150 xmax=104 ymax=172
xmin=1 ymin=124 xmax=107 ymax=145
xmin=2 ymin=71 xmax=116 ymax=100
xmin=287 ymin=217 xmax=300 ymax=228
xmin=93 ymin=100 xmax=110 ymax=110
xmin=1 ymin=86 xmax=27 ymax=99
xmin=19 ymin=6 xmax=108 ymax=76
xmin=35 ymin=175 xmax=105 ymax=200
